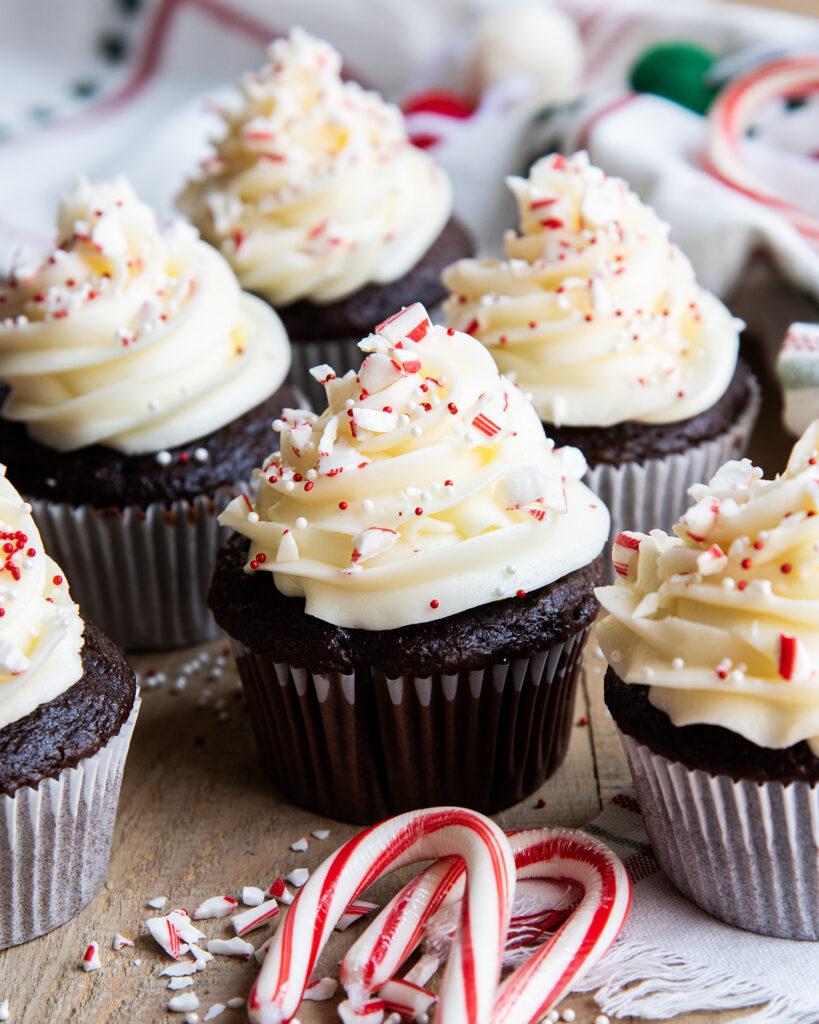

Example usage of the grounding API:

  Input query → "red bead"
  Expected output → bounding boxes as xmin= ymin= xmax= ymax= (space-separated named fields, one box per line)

xmin=447 ymin=403 xmax=458 ymax=414
xmin=741 ymin=558 xmax=752 ymax=570
xmin=738 ymin=580 xmax=748 ymax=590
xmin=26 ymin=548 xmax=35 ymax=557
xmin=516 ymin=589 xmax=526 ymax=598
xmin=249 ymin=560 xmax=259 ymax=570
xmin=447 ymin=328 xmax=455 ymax=335
xmin=414 ymin=507 xmax=423 ymax=516
xmin=257 ymin=553 xmax=267 ymax=563
xmin=754 ymin=541 xmax=763 ymax=550
xmin=781 ymin=563 xmax=793 ymax=574
xmin=52 ymin=575 xmax=63 ymax=586
xmin=382 ymin=406 xmax=392 ymax=413
xmin=339 ymin=501 xmax=348 ymax=510
xmin=178 ymin=452 xmax=189 ymax=463
xmin=444 ymin=479 xmax=453 ymax=487
xmin=304 ymin=481 xmax=314 ymax=491
xmin=429 ymin=599 xmax=439 ymax=609
xmin=293 ymin=473 xmax=303 ymax=482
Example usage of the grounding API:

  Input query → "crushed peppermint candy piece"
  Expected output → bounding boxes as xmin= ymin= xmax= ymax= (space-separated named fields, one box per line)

xmin=168 ymin=977 xmax=194 ymax=991
xmin=290 ymin=837 xmax=309 ymax=852
xmin=203 ymin=1005 xmax=226 ymax=1021
xmin=304 ymin=978 xmax=339 ymax=1002
xmin=112 ymin=933 xmax=134 ymax=951
xmin=148 ymin=897 xmax=168 ymax=909
xmin=0 ymin=1001 xmax=8 ymax=1021
xmin=612 ymin=532 xmax=642 ymax=579
xmin=193 ymin=896 xmax=238 ymax=920
xmin=232 ymin=898 xmax=280 ymax=936
xmin=162 ymin=963 xmax=199 ymax=978
xmin=777 ymin=632 xmax=813 ymax=682
xmin=337 ymin=998 xmax=386 ymax=1024
xmin=227 ymin=998 xmax=244 ymax=1009
xmin=81 ymin=942 xmax=101 ymax=972
xmin=351 ymin=527 xmax=399 ymax=564
xmin=168 ymin=993 xmax=199 ymax=1013
xmin=241 ymin=886 xmax=265 ymax=907
xmin=378 ymin=978 xmax=438 ymax=1021
xmin=359 ymin=352 xmax=403 ymax=393
xmin=206 ymin=937 xmax=255 ymax=958
xmin=254 ymin=936 xmax=273 ymax=965
xmin=376 ymin=303 xmax=431 ymax=345
xmin=267 ymin=878 xmax=295 ymax=905
xmin=286 ymin=868 xmax=310 ymax=888
xmin=309 ymin=363 xmax=337 ymax=385
xmin=311 ymin=829 xmax=330 ymax=840
xmin=188 ymin=945 xmax=213 ymax=965
xmin=696 ymin=544 xmax=728 ymax=576
xmin=403 ymin=953 xmax=440 ymax=987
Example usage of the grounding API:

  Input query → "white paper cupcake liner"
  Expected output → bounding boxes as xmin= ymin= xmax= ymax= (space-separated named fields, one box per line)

xmin=230 ymin=627 xmax=589 ymax=824
xmin=30 ymin=488 xmax=240 ymax=651
xmin=586 ymin=376 xmax=761 ymax=581
xmin=288 ymin=336 xmax=364 ymax=410
xmin=617 ymin=727 xmax=819 ymax=940
xmin=0 ymin=693 xmax=140 ymax=949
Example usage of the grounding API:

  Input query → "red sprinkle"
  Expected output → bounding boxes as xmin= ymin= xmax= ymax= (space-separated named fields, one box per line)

xmin=249 ymin=560 xmax=259 ymax=570
xmin=444 ymin=479 xmax=453 ymax=487
xmin=781 ymin=563 xmax=793 ymax=574
xmin=536 ymin=798 xmax=547 ymax=809
xmin=578 ymin=716 xmax=589 ymax=726
xmin=446 ymin=327 xmax=455 ymax=336
xmin=447 ymin=403 xmax=458 ymax=415
xmin=339 ymin=501 xmax=348 ymax=510
xmin=256 ymin=553 xmax=267 ymax=563
xmin=753 ymin=541 xmax=764 ymax=550
xmin=429 ymin=599 xmax=439 ymax=609
xmin=178 ymin=452 xmax=189 ymax=464
xmin=414 ymin=507 xmax=423 ymax=516
xmin=516 ymin=589 xmax=526 ymax=599
xmin=738 ymin=580 xmax=748 ymax=591
xmin=741 ymin=558 xmax=752 ymax=570
xmin=382 ymin=406 xmax=392 ymax=413
xmin=52 ymin=575 xmax=63 ymax=586
xmin=304 ymin=481 xmax=314 ymax=491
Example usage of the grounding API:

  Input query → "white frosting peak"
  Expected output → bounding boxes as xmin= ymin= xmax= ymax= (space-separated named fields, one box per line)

xmin=443 ymin=151 xmax=740 ymax=427
xmin=0 ymin=466 xmax=84 ymax=731
xmin=220 ymin=304 xmax=609 ymax=629
xmin=178 ymin=29 xmax=452 ymax=307
xmin=597 ymin=420 xmax=819 ymax=753
xmin=0 ymin=176 xmax=290 ymax=454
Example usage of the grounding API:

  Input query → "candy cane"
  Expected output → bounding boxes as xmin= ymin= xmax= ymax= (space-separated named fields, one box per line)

xmin=248 ymin=808 xmax=515 ymax=1024
xmin=492 ymin=829 xmax=631 ymax=1024
xmin=343 ymin=830 xmax=627 ymax=1024
xmin=706 ymin=56 xmax=819 ymax=245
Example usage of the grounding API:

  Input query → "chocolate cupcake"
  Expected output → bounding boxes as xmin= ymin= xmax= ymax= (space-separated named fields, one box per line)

xmin=442 ymin=151 xmax=759 ymax=574
xmin=209 ymin=303 xmax=609 ymax=823
xmin=596 ymin=424 xmax=819 ymax=939
xmin=0 ymin=176 xmax=293 ymax=649
xmin=0 ymin=465 xmax=139 ymax=948
xmin=177 ymin=29 xmax=473 ymax=407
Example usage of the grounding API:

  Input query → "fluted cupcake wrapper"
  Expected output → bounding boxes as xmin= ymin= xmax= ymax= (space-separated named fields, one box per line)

xmin=287 ymin=336 xmax=365 ymax=410
xmin=617 ymin=727 xmax=819 ymax=941
xmin=585 ymin=376 xmax=761 ymax=582
xmin=231 ymin=627 xmax=590 ymax=825
xmin=0 ymin=693 xmax=140 ymax=950
xmin=31 ymin=489 xmax=241 ymax=651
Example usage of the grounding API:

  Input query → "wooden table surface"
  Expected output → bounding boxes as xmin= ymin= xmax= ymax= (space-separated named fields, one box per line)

xmin=0 ymin=378 xmax=789 ymax=1024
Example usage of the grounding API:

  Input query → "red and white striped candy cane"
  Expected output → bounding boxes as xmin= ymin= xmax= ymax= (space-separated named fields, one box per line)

xmin=342 ymin=855 xmax=465 ymax=1006
xmin=492 ymin=829 xmax=631 ymax=1024
xmin=248 ymin=807 xmax=515 ymax=1024
xmin=706 ymin=56 xmax=819 ymax=246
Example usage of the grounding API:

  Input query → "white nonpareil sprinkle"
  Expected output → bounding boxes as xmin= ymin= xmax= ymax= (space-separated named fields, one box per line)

xmin=155 ymin=450 xmax=172 ymax=466
xmin=561 ymin=1011 xmax=576 ymax=1023
xmin=147 ymin=896 xmax=168 ymax=909
xmin=290 ymin=837 xmax=308 ymax=852
xmin=194 ymin=447 xmax=209 ymax=463
xmin=311 ymin=829 xmax=330 ymax=840
xmin=286 ymin=868 xmax=310 ymax=888
xmin=241 ymin=886 xmax=265 ymax=907
xmin=168 ymin=978 xmax=194 ymax=990
xmin=595 ymin=1016 xmax=610 ymax=1024
xmin=169 ymin=993 xmax=199 ymax=1013
xmin=203 ymin=1004 xmax=225 ymax=1021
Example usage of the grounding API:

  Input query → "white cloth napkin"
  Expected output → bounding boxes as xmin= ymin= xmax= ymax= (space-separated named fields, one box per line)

xmin=577 ymin=792 xmax=819 ymax=1024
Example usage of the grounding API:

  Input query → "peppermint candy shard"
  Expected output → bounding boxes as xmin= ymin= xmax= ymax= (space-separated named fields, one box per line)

xmin=309 ymin=363 xmax=337 ymax=385
xmin=696 ymin=544 xmax=728 ymax=576
xmin=378 ymin=979 xmax=437 ymax=1021
xmin=336 ymin=900 xmax=379 ymax=932
xmin=233 ymin=899 xmax=280 ymax=937
xmin=612 ymin=532 xmax=642 ymax=579
xmin=193 ymin=896 xmax=239 ymax=920
xmin=206 ymin=937 xmax=256 ymax=958
xmin=777 ymin=632 xmax=812 ymax=682
xmin=338 ymin=998 xmax=387 ymax=1024
xmin=351 ymin=528 xmax=399 ymax=564
xmin=304 ymin=977 xmax=339 ymax=1002
xmin=82 ymin=942 xmax=101 ymax=972
xmin=359 ymin=353 xmax=403 ymax=393
xmin=376 ymin=304 xmax=432 ymax=345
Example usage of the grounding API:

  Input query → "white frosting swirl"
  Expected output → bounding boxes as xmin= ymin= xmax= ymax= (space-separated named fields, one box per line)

xmin=442 ymin=151 xmax=741 ymax=427
xmin=597 ymin=421 xmax=819 ymax=754
xmin=220 ymin=303 xmax=609 ymax=630
xmin=0 ymin=177 xmax=290 ymax=454
xmin=177 ymin=29 xmax=452 ymax=307
xmin=0 ymin=465 xmax=84 ymax=731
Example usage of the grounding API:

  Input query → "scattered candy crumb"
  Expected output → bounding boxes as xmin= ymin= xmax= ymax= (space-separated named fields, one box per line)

xmin=203 ymin=1004 xmax=225 ymax=1021
xmin=311 ymin=829 xmax=330 ymax=840
xmin=0 ymin=1000 xmax=9 ymax=1021
xmin=168 ymin=992 xmax=199 ymax=1013
xmin=241 ymin=886 xmax=265 ymax=907
xmin=112 ymin=933 xmax=134 ymax=951
xmin=290 ymin=837 xmax=309 ymax=852
xmin=81 ymin=942 xmax=101 ymax=972
xmin=147 ymin=896 xmax=168 ymax=909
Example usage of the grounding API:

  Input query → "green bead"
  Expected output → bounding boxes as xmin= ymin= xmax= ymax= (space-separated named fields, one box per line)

xmin=630 ymin=42 xmax=719 ymax=115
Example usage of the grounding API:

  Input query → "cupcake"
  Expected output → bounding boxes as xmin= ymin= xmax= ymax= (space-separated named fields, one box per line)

xmin=209 ymin=302 xmax=609 ymax=823
xmin=597 ymin=423 xmax=819 ymax=939
xmin=177 ymin=29 xmax=473 ymax=406
xmin=0 ymin=464 xmax=138 ymax=948
xmin=442 ymin=151 xmax=759 ymax=571
xmin=0 ymin=176 xmax=294 ymax=650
